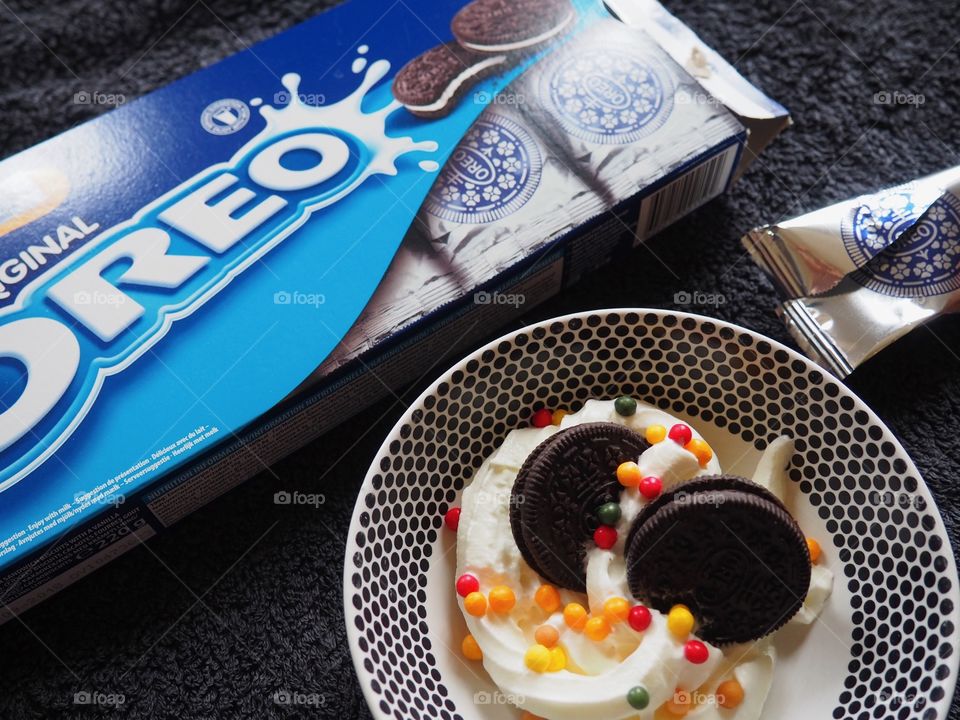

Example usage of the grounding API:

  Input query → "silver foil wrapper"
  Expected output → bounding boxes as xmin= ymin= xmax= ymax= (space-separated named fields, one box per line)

xmin=743 ymin=167 xmax=960 ymax=377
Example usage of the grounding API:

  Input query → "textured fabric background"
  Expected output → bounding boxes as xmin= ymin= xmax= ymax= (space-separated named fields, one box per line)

xmin=0 ymin=0 xmax=958 ymax=718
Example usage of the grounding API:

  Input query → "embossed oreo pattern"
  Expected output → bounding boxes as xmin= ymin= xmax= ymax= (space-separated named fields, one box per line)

xmin=346 ymin=311 xmax=958 ymax=720
xmin=843 ymin=186 xmax=960 ymax=297
xmin=541 ymin=45 xmax=674 ymax=144
xmin=425 ymin=113 xmax=541 ymax=224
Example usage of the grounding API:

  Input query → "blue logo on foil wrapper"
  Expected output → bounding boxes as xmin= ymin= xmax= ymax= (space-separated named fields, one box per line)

xmin=541 ymin=46 xmax=674 ymax=145
xmin=844 ymin=187 xmax=960 ymax=297
xmin=425 ymin=114 xmax=542 ymax=224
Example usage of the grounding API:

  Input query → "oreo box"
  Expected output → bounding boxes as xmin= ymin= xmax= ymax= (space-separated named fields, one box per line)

xmin=0 ymin=0 xmax=787 ymax=620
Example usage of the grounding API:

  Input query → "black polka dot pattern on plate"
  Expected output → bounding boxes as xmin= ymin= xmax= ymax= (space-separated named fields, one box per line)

xmin=346 ymin=311 xmax=958 ymax=720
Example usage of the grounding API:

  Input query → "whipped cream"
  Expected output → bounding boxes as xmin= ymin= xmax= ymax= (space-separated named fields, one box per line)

xmin=455 ymin=399 xmax=833 ymax=719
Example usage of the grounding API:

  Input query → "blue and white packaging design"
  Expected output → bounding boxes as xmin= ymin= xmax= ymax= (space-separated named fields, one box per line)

xmin=0 ymin=0 xmax=788 ymax=619
xmin=743 ymin=166 xmax=960 ymax=377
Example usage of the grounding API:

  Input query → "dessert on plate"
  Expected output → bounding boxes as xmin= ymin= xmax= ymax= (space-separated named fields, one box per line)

xmin=449 ymin=398 xmax=833 ymax=719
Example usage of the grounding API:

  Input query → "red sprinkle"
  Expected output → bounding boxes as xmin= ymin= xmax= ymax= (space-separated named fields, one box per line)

xmin=444 ymin=507 xmax=461 ymax=532
xmin=628 ymin=605 xmax=652 ymax=632
xmin=532 ymin=408 xmax=553 ymax=428
xmin=668 ymin=423 xmax=693 ymax=446
xmin=684 ymin=640 xmax=709 ymax=664
xmin=456 ymin=573 xmax=480 ymax=598
xmin=593 ymin=525 xmax=618 ymax=550
xmin=638 ymin=475 xmax=663 ymax=500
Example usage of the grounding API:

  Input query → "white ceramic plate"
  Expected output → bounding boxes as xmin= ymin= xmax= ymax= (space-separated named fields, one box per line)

xmin=344 ymin=309 xmax=960 ymax=720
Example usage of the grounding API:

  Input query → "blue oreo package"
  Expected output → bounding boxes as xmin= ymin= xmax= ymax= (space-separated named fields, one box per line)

xmin=0 ymin=0 xmax=786 ymax=618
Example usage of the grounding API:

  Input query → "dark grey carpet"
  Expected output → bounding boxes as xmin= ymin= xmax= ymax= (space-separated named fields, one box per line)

xmin=0 ymin=0 xmax=958 ymax=718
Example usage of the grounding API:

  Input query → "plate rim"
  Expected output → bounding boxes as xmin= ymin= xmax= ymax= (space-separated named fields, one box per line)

xmin=343 ymin=307 xmax=960 ymax=720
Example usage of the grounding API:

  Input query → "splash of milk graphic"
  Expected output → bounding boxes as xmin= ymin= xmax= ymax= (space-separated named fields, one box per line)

xmin=0 ymin=51 xmax=439 ymax=493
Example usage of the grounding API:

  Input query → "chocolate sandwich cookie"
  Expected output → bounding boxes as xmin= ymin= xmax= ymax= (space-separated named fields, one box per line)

xmin=451 ymin=0 xmax=576 ymax=55
xmin=625 ymin=475 xmax=811 ymax=645
xmin=392 ymin=42 xmax=508 ymax=119
xmin=510 ymin=422 xmax=649 ymax=592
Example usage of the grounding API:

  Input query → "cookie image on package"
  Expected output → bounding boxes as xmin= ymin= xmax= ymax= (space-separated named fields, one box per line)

xmin=625 ymin=475 xmax=811 ymax=645
xmin=392 ymin=42 xmax=508 ymax=118
xmin=452 ymin=0 xmax=576 ymax=54
xmin=510 ymin=422 xmax=649 ymax=592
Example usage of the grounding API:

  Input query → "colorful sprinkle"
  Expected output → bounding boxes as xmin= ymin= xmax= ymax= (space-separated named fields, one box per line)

xmin=628 ymin=605 xmax=652 ymax=632
xmin=668 ymin=423 xmax=693 ymax=446
xmin=520 ymin=713 xmax=544 ymax=720
xmin=614 ymin=395 xmax=638 ymax=416
xmin=524 ymin=644 xmax=552 ymax=672
xmin=616 ymin=461 xmax=642 ymax=488
xmin=584 ymin=616 xmax=612 ymax=641
xmin=464 ymin=591 xmax=487 ymax=617
xmin=461 ymin=634 xmax=482 ymax=660
xmin=603 ymin=596 xmax=630 ymax=623
xmin=456 ymin=573 xmax=479 ymax=598
xmin=639 ymin=475 xmax=663 ymax=500
xmin=684 ymin=438 xmax=713 ymax=467
xmin=534 ymin=624 xmax=559 ymax=648
xmin=717 ymin=678 xmax=745 ymax=709
xmin=551 ymin=409 xmax=568 ymax=426
xmin=593 ymin=525 xmax=617 ymax=550
xmin=444 ymin=507 xmax=461 ymax=532
xmin=563 ymin=603 xmax=588 ymax=631
xmin=626 ymin=685 xmax=650 ymax=710
xmin=534 ymin=584 xmax=561 ymax=614
xmin=532 ymin=408 xmax=553 ymax=428
xmin=684 ymin=640 xmax=709 ymax=664
xmin=489 ymin=585 xmax=516 ymax=613
xmin=547 ymin=646 xmax=567 ymax=672
xmin=667 ymin=604 xmax=695 ymax=638
xmin=597 ymin=502 xmax=621 ymax=525
xmin=807 ymin=537 xmax=822 ymax=564
xmin=645 ymin=424 xmax=667 ymax=444
xmin=664 ymin=690 xmax=692 ymax=716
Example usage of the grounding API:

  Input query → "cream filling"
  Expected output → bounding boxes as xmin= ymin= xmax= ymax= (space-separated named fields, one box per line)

xmin=403 ymin=54 xmax=508 ymax=113
xmin=456 ymin=399 xmax=833 ymax=719
xmin=459 ymin=11 xmax=576 ymax=54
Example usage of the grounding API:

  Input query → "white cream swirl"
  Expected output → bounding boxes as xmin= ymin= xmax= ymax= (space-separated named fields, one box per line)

xmin=455 ymin=399 xmax=832 ymax=719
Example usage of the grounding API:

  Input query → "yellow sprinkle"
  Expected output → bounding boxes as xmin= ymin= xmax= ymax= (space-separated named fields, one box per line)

xmin=461 ymin=634 xmax=482 ymax=661
xmin=646 ymin=424 xmax=667 ymax=444
xmin=807 ymin=537 xmax=822 ymax=564
xmin=547 ymin=646 xmax=567 ymax=672
xmin=551 ymin=409 xmax=568 ymax=426
xmin=667 ymin=604 xmax=695 ymax=638
xmin=524 ymin=644 xmax=552 ymax=672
